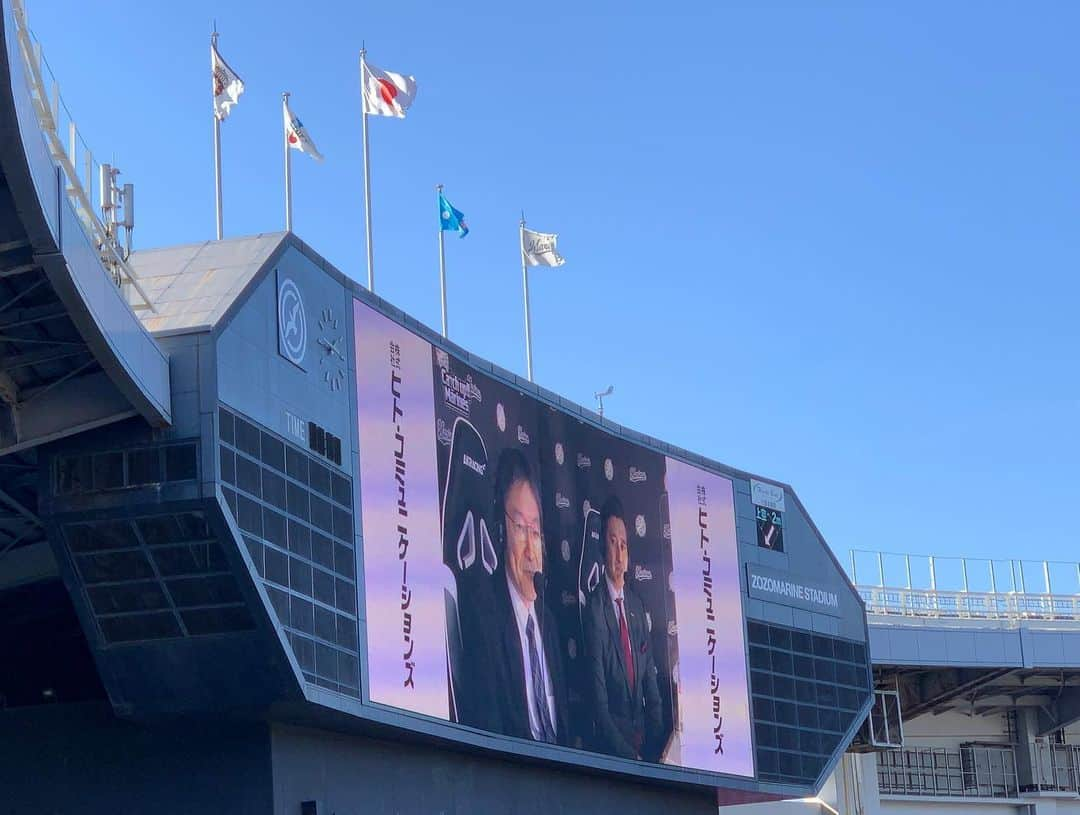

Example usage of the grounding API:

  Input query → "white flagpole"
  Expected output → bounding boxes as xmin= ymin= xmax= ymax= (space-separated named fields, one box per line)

xmin=212 ymin=32 xmax=223 ymax=240
xmin=360 ymin=49 xmax=375 ymax=291
xmin=437 ymin=184 xmax=448 ymax=338
xmin=520 ymin=216 xmax=534 ymax=381
xmin=283 ymin=92 xmax=293 ymax=232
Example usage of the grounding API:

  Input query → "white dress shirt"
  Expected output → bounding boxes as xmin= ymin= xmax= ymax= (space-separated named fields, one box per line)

xmin=507 ymin=571 xmax=557 ymax=741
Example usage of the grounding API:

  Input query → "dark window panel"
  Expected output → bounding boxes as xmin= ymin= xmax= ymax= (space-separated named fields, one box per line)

xmin=797 ymin=704 xmax=818 ymax=730
xmin=310 ymin=461 xmax=332 ymax=498
xmin=315 ymin=642 xmax=338 ymax=681
xmin=812 ymin=635 xmax=834 ymax=659
xmin=755 ymin=723 xmax=777 ymax=749
xmin=261 ymin=432 xmax=285 ymax=472
xmin=834 ymin=639 xmax=855 ymax=663
xmin=181 ymin=605 xmax=254 ymax=635
xmin=236 ymin=495 xmax=262 ymax=537
xmin=219 ymin=446 xmax=236 ymax=485
xmin=746 ymin=621 xmax=768 ymax=647
xmin=126 ymin=448 xmax=161 ymax=486
xmin=99 ymin=612 xmax=182 ymax=644
xmin=286 ymin=446 xmax=309 ymax=484
xmin=332 ymin=507 xmax=353 ymax=543
xmin=137 ymin=516 xmax=185 ymax=547
xmin=176 ymin=513 xmax=210 ymax=541
xmin=333 ymin=543 xmax=355 ymax=580
xmin=86 ymin=581 xmax=169 ymax=615
xmin=244 ymin=536 xmax=264 ymax=576
xmin=262 ymin=470 xmax=287 ymax=510
xmin=265 ymin=545 xmax=290 ymax=586
xmin=753 ymin=695 xmax=775 ymax=722
xmin=816 ymin=682 xmax=838 ymax=708
xmin=312 ymin=568 xmax=335 ymax=606
xmin=335 ymin=578 xmax=356 ymax=616
xmin=218 ymin=406 xmax=235 ymax=445
xmin=291 ymin=633 xmax=316 ymax=671
xmin=267 ymin=585 xmax=290 ymax=624
xmin=165 ymin=445 xmax=197 ymax=482
xmin=310 ymin=495 xmax=333 ymax=534
xmin=819 ymin=707 xmax=841 ymax=733
xmin=338 ymin=652 xmax=359 ymax=689
xmin=769 ymin=626 xmax=792 ymax=651
xmin=774 ymin=700 xmax=796 ymax=726
xmin=236 ymin=455 xmax=261 ymax=498
xmin=311 ymin=533 xmax=333 ymax=570
xmin=166 ymin=575 xmax=243 ymax=608
xmin=290 ymin=557 xmax=313 ymax=597
xmin=331 ymin=473 xmax=351 ymax=509
xmin=291 ymin=596 xmax=314 ymax=634
xmin=93 ymin=451 xmax=124 ymax=490
xmin=750 ymin=670 xmax=772 ymax=697
xmin=263 ymin=508 xmax=287 ymax=548
xmin=223 ymin=487 xmax=238 ymax=518
xmin=235 ymin=417 xmax=260 ymax=458
xmin=286 ymin=481 xmax=309 ymax=521
xmin=336 ymin=615 xmax=357 ymax=651
xmin=815 ymin=659 xmax=836 ymax=684
xmin=773 ymin=674 xmax=795 ymax=699
xmin=771 ymin=650 xmax=793 ymax=675
xmin=287 ymin=520 xmax=312 ymax=559
xmin=56 ymin=455 xmax=92 ymax=494
xmin=77 ymin=550 xmax=155 ymax=584
xmin=66 ymin=521 xmax=138 ymax=553
xmin=748 ymin=647 xmax=770 ymax=671
xmin=777 ymin=726 xmax=798 ymax=752
xmin=314 ymin=605 xmax=336 ymax=643
xmin=791 ymin=630 xmax=813 ymax=654
xmin=757 ymin=749 xmax=778 ymax=775
xmin=778 ymin=752 xmax=799 ymax=778
xmin=152 ymin=542 xmax=227 ymax=577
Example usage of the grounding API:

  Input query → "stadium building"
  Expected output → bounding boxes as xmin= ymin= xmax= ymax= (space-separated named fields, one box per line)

xmin=1 ymin=2 xmax=1079 ymax=814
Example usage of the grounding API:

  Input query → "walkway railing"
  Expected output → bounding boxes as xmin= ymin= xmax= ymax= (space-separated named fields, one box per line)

xmin=849 ymin=549 xmax=1080 ymax=622
xmin=878 ymin=745 xmax=1018 ymax=798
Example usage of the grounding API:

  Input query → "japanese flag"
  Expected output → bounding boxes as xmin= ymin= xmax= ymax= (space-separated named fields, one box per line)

xmin=362 ymin=59 xmax=417 ymax=118
xmin=211 ymin=41 xmax=244 ymax=121
xmin=283 ymin=98 xmax=324 ymax=162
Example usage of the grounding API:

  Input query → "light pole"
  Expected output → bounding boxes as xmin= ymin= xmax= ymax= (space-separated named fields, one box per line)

xmin=595 ymin=385 xmax=614 ymax=418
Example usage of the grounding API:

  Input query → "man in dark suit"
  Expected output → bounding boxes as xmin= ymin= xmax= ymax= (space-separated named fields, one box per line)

xmin=474 ymin=447 xmax=568 ymax=744
xmin=584 ymin=495 xmax=663 ymax=761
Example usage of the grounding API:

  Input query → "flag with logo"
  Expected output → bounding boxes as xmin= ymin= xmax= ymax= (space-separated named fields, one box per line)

xmin=283 ymin=98 xmax=324 ymax=162
xmin=362 ymin=59 xmax=417 ymax=118
xmin=211 ymin=41 xmax=244 ymax=121
xmin=522 ymin=227 xmax=565 ymax=267
xmin=438 ymin=192 xmax=468 ymax=238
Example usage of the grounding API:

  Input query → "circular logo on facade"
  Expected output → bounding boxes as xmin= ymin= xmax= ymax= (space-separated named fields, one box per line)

xmin=635 ymin=514 xmax=646 ymax=538
xmin=554 ymin=442 xmax=564 ymax=465
xmin=496 ymin=402 xmax=506 ymax=432
xmin=278 ymin=278 xmax=307 ymax=365
xmin=604 ymin=458 xmax=614 ymax=481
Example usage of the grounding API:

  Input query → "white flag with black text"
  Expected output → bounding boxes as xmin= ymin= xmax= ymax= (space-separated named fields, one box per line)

xmin=522 ymin=227 xmax=566 ymax=267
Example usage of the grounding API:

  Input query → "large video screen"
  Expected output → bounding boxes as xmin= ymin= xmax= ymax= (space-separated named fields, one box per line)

xmin=353 ymin=299 xmax=753 ymax=778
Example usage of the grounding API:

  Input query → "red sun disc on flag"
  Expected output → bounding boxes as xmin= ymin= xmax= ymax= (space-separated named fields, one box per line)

xmin=288 ymin=133 xmax=298 ymax=144
xmin=377 ymin=78 xmax=398 ymax=106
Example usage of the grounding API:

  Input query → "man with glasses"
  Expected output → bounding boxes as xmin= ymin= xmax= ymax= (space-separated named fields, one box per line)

xmin=476 ymin=446 xmax=568 ymax=745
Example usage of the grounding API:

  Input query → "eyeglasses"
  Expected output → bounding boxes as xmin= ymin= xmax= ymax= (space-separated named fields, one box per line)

xmin=505 ymin=513 xmax=542 ymax=547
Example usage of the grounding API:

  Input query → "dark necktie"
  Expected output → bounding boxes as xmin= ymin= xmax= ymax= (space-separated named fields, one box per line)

xmin=526 ymin=614 xmax=556 ymax=743
xmin=616 ymin=597 xmax=635 ymax=692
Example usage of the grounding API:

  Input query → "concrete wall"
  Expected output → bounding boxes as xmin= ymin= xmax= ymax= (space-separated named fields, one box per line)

xmin=0 ymin=702 xmax=273 ymax=815
xmin=270 ymin=723 xmax=718 ymax=815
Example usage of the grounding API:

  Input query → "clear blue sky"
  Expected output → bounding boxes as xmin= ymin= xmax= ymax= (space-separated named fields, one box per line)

xmin=31 ymin=1 xmax=1080 ymax=573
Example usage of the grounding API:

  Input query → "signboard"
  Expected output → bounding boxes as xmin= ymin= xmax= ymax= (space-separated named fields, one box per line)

xmin=750 ymin=479 xmax=785 ymax=512
xmin=353 ymin=298 xmax=753 ymax=778
xmin=746 ymin=562 xmax=841 ymax=617
xmin=276 ymin=271 xmax=307 ymax=369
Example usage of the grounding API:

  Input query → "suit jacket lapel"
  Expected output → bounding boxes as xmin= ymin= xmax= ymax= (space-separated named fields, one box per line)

xmin=499 ymin=580 xmax=528 ymax=733
xmin=603 ymin=582 xmax=630 ymax=694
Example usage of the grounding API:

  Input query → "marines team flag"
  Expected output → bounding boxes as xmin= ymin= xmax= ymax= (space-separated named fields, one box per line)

xmin=211 ymin=37 xmax=244 ymax=121
xmin=521 ymin=227 xmax=566 ymax=267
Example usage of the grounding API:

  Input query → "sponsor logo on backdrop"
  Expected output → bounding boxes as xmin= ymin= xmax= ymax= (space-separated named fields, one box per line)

xmin=750 ymin=478 xmax=786 ymax=512
xmin=635 ymin=514 xmax=647 ymax=537
xmin=463 ymin=453 xmax=486 ymax=476
xmin=496 ymin=403 xmax=506 ymax=432
xmin=554 ymin=441 xmax=564 ymax=464
xmin=635 ymin=564 xmax=653 ymax=581
xmin=555 ymin=492 xmax=570 ymax=509
xmin=582 ymin=499 xmax=591 ymax=515
xmin=587 ymin=561 xmax=601 ymax=592
xmin=662 ymin=522 xmax=671 ymax=540
xmin=441 ymin=367 xmax=482 ymax=416
xmin=436 ymin=419 xmax=453 ymax=446
xmin=667 ymin=620 xmax=678 ymax=637
xmin=277 ymin=277 xmax=307 ymax=366
xmin=644 ymin=611 xmax=652 ymax=632
xmin=604 ymin=458 xmax=614 ymax=481
xmin=561 ymin=539 xmax=571 ymax=561
xmin=561 ymin=590 xmax=576 ymax=607
xmin=518 ymin=426 xmax=531 ymax=445
xmin=435 ymin=348 xmax=450 ymax=369
xmin=567 ymin=638 xmax=578 ymax=659
xmin=629 ymin=466 xmax=647 ymax=483
xmin=577 ymin=453 xmax=591 ymax=469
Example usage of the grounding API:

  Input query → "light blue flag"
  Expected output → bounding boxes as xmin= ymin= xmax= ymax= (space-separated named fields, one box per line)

xmin=438 ymin=192 xmax=469 ymax=238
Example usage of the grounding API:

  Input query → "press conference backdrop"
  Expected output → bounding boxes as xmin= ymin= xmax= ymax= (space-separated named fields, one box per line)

xmin=353 ymin=299 xmax=753 ymax=779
